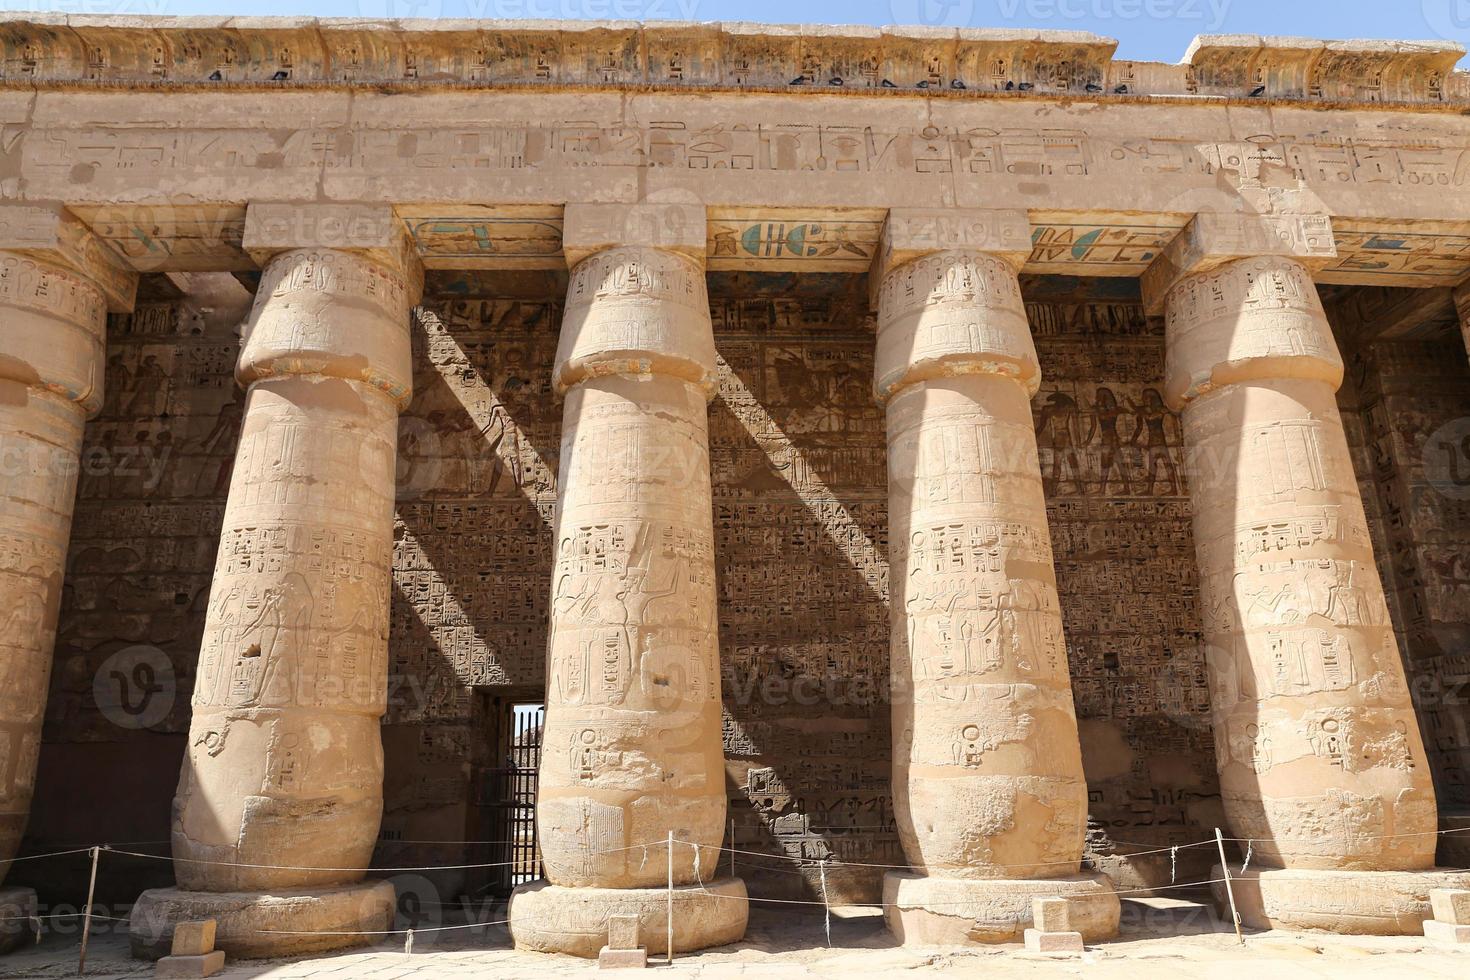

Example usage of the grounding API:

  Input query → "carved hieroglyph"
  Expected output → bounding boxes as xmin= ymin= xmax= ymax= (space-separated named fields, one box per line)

xmin=878 ymin=248 xmax=1118 ymax=946
xmin=511 ymin=243 xmax=747 ymax=957
xmin=881 ymin=250 xmax=1090 ymax=879
xmin=0 ymin=252 xmax=105 ymax=886
xmin=537 ymin=246 xmax=726 ymax=885
xmin=1165 ymin=255 xmax=1436 ymax=870
xmin=170 ymin=248 xmax=412 ymax=891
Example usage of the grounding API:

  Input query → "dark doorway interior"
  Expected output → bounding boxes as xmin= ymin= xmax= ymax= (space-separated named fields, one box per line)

xmin=472 ymin=692 xmax=545 ymax=897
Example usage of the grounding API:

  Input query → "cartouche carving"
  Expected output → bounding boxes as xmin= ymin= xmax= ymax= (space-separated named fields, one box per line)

xmin=1165 ymin=255 xmax=1432 ymax=872
xmin=509 ymin=243 xmax=748 ymax=958
xmin=134 ymin=246 xmax=410 ymax=957
xmin=880 ymin=248 xmax=1119 ymax=945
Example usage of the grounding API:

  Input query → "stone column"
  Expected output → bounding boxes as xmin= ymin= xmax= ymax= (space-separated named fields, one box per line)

xmin=509 ymin=204 xmax=747 ymax=958
xmin=1147 ymin=213 xmax=1470 ymax=933
xmin=0 ymin=208 xmax=134 ymax=954
xmin=875 ymin=211 xmax=1118 ymax=946
xmin=130 ymin=206 xmax=420 ymax=959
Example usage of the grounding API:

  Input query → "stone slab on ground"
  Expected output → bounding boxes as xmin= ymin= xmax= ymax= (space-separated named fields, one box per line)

xmin=1023 ymin=928 xmax=1084 ymax=953
xmin=597 ymin=946 xmax=648 ymax=968
xmin=156 ymin=950 xmax=226 ymax=977
xmin=1423 ymin=920 xmax=1470 ymax=945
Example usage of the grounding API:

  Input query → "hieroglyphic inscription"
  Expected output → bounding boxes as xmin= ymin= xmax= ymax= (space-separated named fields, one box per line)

xmin=709 ymin=274 xmax=897 ymax=902
xmin=1347 ymin=338 xmax=1470 ymax=808
xmin=1030 ymin=296 xmax=1219 ymax=882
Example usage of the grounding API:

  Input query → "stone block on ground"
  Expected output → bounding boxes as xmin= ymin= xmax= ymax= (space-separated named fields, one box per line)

xmin=1423 ymin=920 xmax=1470 ymax=945
xmin=170 ymin=920 xmax=216 ymax=957
xmin=156 ymin=950 xmax=226 ymax=978
xmin=598 ymin=946 xmax=649 ymax=968
xmin=1024 ymin=928 xmax=1084 ymax=953
xmin=1429 ymin=889 xmax=1470 ymax=926
xmin=1032 ymin=897 xmax=1071 ymax=933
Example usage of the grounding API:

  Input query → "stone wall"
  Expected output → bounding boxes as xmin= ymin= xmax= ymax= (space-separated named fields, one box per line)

xmin=18 ymin=273 xmax=1469 ymax=905
xmin=1346 ymin=338 xmax=1470 ymax=810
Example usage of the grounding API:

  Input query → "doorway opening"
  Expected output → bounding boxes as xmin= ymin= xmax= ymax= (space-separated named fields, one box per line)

xmin=474 ymin=693 xmax=545 ymax=897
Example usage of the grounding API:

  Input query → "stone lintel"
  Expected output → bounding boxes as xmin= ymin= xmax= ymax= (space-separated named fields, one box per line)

xmin=1141 ymin=211 xmax=1337 ymax=313
xmin=561 ymin=202 xmax=707 ymax=270
xmin=242 ymin=202 xmax=423 ymax=298
xmin=870 ymin=208 xmax=1031 ymax=308
xmin=0 ymin=203 xmax=137 ymax=312
xmin=875 ymin=208 xmax=1031 ymax=277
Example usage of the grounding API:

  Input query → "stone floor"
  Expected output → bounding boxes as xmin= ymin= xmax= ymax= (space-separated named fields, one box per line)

xmin=4 ymin=896 xmax=1468 ymax=978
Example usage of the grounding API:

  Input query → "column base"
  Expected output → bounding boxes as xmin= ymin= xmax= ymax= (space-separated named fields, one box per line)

xmin=882 ymin=870 xmax=1120 ymax=945
xmin=0 ymin=887 xmax=37 ymax=954
xmin=129 ymin=881 xmax=396 ymax=960
xmin=509 ymin=877 xmax=747 ymax=958
xmin=1210 ymin=864 xmax=1470 ymax=935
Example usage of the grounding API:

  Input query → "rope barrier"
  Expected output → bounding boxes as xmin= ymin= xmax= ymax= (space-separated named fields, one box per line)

xmin=10 ymin=824 xmax=1470 ymax=948
xmin=702 ymin=837 xmax=1221 ymax=872
xmin=1 ymin=847 xmax=96 ymax=864
xmin=255 ymin=918 xmax=511 ymax=938
xmin=106 ymin=849 xmax=550 ymax=874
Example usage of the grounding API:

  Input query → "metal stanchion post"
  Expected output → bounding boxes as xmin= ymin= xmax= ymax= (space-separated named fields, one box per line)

xmin=1215 ymin=828 xmax=1245 ymax=945
xmin=77 ymin=845 xmax=100 ymax=975
xmin=666 ymin=831 xmax=675 ymax=965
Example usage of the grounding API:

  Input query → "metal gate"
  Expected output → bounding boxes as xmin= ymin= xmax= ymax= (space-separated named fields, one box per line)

xmin=481 ymin=701 xmax=544 ymax=894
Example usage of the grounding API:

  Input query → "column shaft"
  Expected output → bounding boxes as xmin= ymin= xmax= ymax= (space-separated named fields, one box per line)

xmin=539 ymin=247 xmax=723 ymax=885
xmin=882 ymin=252 xmax=1085 ymax=878
xmin=878 ymin=248 xmax=1117 ymax=946
xmin=0 ymin=253 xmax=105 ymax=884
xmin=1167 ymin=256 xmax=1434 ymax=871
xmin=511 ymin=243 xmax=747 ymax=958
xmin=174 ymin=249 xmax=411 ymax=891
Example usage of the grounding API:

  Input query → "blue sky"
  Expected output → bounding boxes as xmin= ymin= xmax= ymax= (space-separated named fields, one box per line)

xmin=2 ymin=1 xmax=1466 ymax=65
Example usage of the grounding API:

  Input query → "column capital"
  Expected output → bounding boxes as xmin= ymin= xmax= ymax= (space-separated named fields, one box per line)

xmin=870 ymin=208 xmax=1031 ymax=305
xmin=0 ymin=204 xmax=137 ymax=313
xmin=561 ymin=202 xmax=707 ymax=269
xmin=243 ymin=202 xmax=424 ymax=300
xmin=874 ymin=249 xmax=1037 ymax=403
xmin=1141 ymin=211 xmax=1337 ymax=313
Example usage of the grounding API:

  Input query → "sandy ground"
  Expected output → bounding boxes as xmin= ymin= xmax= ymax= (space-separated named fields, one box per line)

xmin=5 ymin=894 xmax=1469 ymax=979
